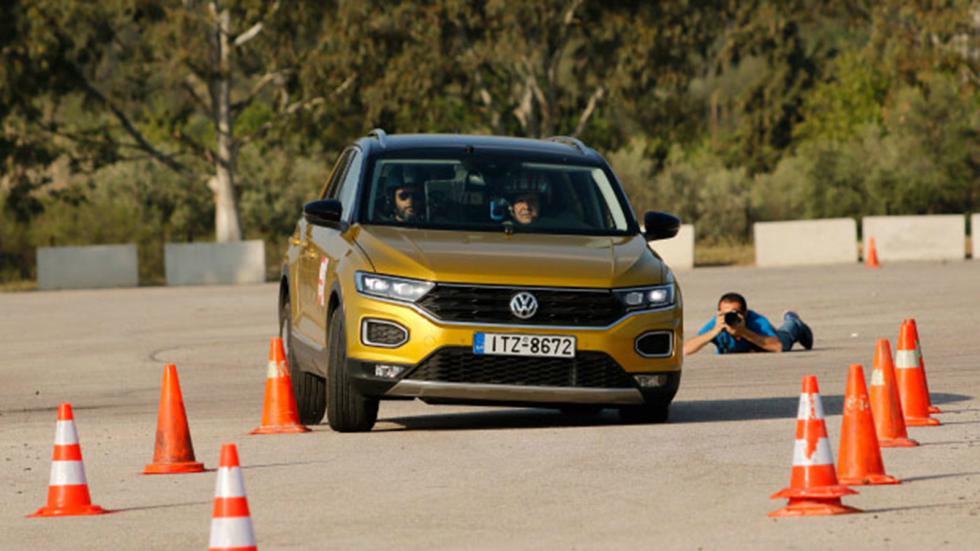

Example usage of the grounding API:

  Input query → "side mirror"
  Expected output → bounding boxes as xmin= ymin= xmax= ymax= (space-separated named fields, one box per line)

xmin=304 ymin=199 xmax=343 ymax=228
xmin=643 ymin=211 xmax=681 ymax=241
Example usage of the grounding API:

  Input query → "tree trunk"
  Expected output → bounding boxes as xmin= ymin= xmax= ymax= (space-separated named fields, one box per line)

xmin=209 ymin=3 xmax=243 ymax=242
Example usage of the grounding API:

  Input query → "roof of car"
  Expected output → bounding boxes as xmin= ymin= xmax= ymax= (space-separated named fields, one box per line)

xmin=356 ymin=132 xmax=603 ymax=163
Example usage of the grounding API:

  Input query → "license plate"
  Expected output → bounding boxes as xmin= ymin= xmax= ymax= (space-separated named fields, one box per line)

xmin=473 ymin=333 xmax=576 ymax=358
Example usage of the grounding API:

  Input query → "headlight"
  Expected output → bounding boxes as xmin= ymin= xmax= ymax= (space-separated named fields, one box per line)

xmin=614 ymin=283 xmax=675 ymax=311
xmin=355 ymin=272 xmax=434 ymax=303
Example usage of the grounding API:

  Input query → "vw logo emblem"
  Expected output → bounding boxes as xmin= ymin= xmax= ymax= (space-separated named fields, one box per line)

xmin=509 ymin=292 xmax=539 ymax=319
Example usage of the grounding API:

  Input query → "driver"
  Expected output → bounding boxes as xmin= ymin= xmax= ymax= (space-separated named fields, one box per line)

xmin=382 ymin=166 xmax=423 ymax=223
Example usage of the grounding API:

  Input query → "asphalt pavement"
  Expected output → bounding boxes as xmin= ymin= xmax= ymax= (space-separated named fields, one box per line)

xmin=1 ymin=260 xmax=979 ymax=550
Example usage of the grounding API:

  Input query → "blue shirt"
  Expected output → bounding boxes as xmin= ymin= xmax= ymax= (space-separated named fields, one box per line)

xmin=697 ymin=310 xmax=778 ymax=354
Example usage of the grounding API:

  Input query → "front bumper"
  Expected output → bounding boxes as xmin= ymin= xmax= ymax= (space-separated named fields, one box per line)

xmin=386 ymin=380 xmax=645 ymax=405
xmin=344 ymin=295 xmax=682 ymax=406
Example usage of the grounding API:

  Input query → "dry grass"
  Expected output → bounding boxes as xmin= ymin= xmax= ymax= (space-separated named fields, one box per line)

xmin=695 ymin=242 xmax=755 ymax=267
xmin=0 ymin=280 xmax=37 ymax=293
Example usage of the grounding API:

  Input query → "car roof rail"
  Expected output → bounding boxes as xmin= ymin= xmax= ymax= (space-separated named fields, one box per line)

xmin=368 ymin=128 xmax=387 ymax=148
xmin=545 ymin=135 xmax=588 ymax=154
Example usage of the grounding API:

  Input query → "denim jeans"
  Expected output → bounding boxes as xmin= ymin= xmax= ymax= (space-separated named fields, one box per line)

xmin=775 ymin=317 xmax=806 ymax=351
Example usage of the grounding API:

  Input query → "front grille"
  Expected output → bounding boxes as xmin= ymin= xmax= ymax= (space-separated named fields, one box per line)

xmin=417 ymin=285 xmax=626 ymax=326
xmin=406 ymin=347 xmax=636 ymax=389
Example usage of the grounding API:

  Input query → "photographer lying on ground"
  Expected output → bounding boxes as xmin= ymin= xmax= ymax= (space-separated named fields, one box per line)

xmin=683 ymin=292 xmax=814 ymax=355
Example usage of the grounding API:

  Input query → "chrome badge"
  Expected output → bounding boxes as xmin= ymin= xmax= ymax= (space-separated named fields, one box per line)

xmin=509 ymin=292 xmax=539 ymax=320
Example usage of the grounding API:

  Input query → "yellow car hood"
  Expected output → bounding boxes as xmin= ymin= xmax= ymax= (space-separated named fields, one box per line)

xmin=353 ymin=225 xmax=667 ymax=288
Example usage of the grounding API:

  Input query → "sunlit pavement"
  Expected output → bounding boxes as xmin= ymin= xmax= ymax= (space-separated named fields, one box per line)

xmin=1 ymin=260 xmax=979 ymax=550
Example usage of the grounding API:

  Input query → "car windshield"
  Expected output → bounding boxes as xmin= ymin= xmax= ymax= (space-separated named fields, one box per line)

xmin=361 ymin=157 xmax=632 ymax=235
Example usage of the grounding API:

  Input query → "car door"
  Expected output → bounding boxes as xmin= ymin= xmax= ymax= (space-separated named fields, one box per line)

xmin=295 ymin=149 xmax=353 ymax=348
xmin=297 ymin=147 xmax=364 ymax=354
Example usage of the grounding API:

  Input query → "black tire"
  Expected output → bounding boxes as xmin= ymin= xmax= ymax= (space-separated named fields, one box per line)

xmin=618 ymin=399 xmax=670 ymax=424
xmin=279 ymin=288 xmax=326 ymax=425
xmin=326 ymin=308 xmax=378 ymax=432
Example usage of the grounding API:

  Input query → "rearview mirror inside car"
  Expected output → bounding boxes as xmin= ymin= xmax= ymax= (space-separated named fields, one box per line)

xmin=643 ymin=211 xmax=681 ymax=241
xmin=304 ymin=199 xmax=343 ymax=228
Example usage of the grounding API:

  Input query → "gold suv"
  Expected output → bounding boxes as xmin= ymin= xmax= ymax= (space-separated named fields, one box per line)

xmin=279 ymin=131 xmax=683 ymax=432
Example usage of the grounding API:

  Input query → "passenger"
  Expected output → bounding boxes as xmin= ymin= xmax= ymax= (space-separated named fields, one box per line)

xmin=510 ymin=191 xmax=541 ymax=225
xmin=683 ymin=292 xmax=813 ymax=355
xmin=505 ymin=172 xmax=549 ymax=225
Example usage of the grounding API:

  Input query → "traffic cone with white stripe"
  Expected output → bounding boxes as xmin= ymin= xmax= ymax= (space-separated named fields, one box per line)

xmin=896 ymin=322 xmax=941 ymax=426
xmin=29 ymin=403 xmax=107 ymax=517
xmin=251 ymin=337 xmax=310 ymax=435
xmin=769 ymin=375 xmax=861 ymax=517
xmin=870 ymin=339 xmax=919 ymax=447
xmin=837 ymin=364 xmax=900 ymax=485
xmin=209 ymin=443 xmax=257 ymax=551
xmin=904 ymin=319 xmax=941 ymax=414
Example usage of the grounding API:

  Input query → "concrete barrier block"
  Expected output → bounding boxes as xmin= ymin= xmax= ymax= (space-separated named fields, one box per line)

xmin=754 ymin=218 xmax=858 ymax=267
xmin=164 ymin=240 xmax=266 ymax=286
xmin=862 ymin=215 xmax=965 ymax=262
xmin=37 ymin=244 xmax=139 ymax=290
xmin=649 ymin=224 xmax=694 ymax=271
xmin=972 ymin=214 xmax=978 ymax=259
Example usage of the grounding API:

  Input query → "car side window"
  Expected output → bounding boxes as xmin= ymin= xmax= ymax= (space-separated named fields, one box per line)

xmin=320 ymin=150 xmax=353 ymax=200
xmin=335 ymin=149 xmax=363 ymax=222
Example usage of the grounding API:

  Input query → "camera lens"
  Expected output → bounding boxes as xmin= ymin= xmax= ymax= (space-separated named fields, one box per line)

xmin=724 ymin=312 xmax=742 ymax=326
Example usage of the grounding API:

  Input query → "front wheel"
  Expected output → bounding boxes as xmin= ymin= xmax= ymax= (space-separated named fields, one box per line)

xmin=326 ymin=308 xmax=378 ymax=432
xmin=280 ymin=291 xmax=326 ymax=425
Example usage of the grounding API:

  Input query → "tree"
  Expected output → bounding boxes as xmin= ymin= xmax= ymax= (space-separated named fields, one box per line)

xmin=2 ymin=0 xmax=331 ymax=242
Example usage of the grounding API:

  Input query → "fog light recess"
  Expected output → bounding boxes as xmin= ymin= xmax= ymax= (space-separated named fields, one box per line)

xmin=374 ymin=364 xmax=406 ymax=378
xmin=634 ymin=374 xmax=669 ymax=388
xmin=362 ymin=319 xmax=409 ymax=348
xmin=635 ymin=331 xmax=673 ymax=358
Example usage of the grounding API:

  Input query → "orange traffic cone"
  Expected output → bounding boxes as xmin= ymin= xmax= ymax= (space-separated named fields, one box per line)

xmin=770 ymin=375 xmax=861 ymax=517
xmin=29 ymin=404 xmax=108 ymax=517
xmin=896 ymin=322 xmax=941 ymax=426
xmin=144 ymin=364 xmax=206 ymax=474
xmin=904 ymin=319 xmax=941 ymax=414
xmin=870 ymin=339 xmax=918 ymax=447
xmin=251 ymin=337 xmax=310 ymax=435
xmin=866 ymin=237 xmax=880 ymax=268
xmin=209 ymin=444 xmax=257 ymax=551
xmin=838 ymin=364 xmax=900 ymax=485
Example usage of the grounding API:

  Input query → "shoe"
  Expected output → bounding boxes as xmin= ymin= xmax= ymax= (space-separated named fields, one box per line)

xmin=784 ymin=311 xmax=813 ymax=350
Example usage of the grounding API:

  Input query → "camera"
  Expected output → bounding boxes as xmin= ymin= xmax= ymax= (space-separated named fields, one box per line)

xmin=724 ymin=311 xmax=743 ymax=327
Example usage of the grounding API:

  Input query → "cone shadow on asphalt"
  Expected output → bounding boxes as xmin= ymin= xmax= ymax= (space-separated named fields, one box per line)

xmin=240 ymin=459 xmax=335 ymax=470
xmin=375 ymin=392 xmax=971 ymax=431
xmin=900 ymin=472 xmax=980 ymax=483
xmin=112 ymin=500 xmax=210 ymax=513
xmin=863 ymin=501 xmax=973 ymax=514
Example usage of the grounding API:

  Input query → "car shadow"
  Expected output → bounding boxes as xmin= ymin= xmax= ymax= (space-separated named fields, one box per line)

xmin=375 ymin=392 xmax=971 ymax=432
xmin=376 ymin=408 xmax=622 ymax=432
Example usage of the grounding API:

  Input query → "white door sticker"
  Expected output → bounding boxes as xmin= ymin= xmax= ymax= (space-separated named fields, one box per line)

xmin=317 ymin=257 xmax=329 ymax=307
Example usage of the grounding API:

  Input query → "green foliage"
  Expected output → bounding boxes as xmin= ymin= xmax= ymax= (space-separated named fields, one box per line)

xmin=650 ymin=148 xmax=753 ymax=244
xmin=1 ymin=0 xmax=978 ymax=282
xmin=795 ymin=51 xmax=889 ymax=142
